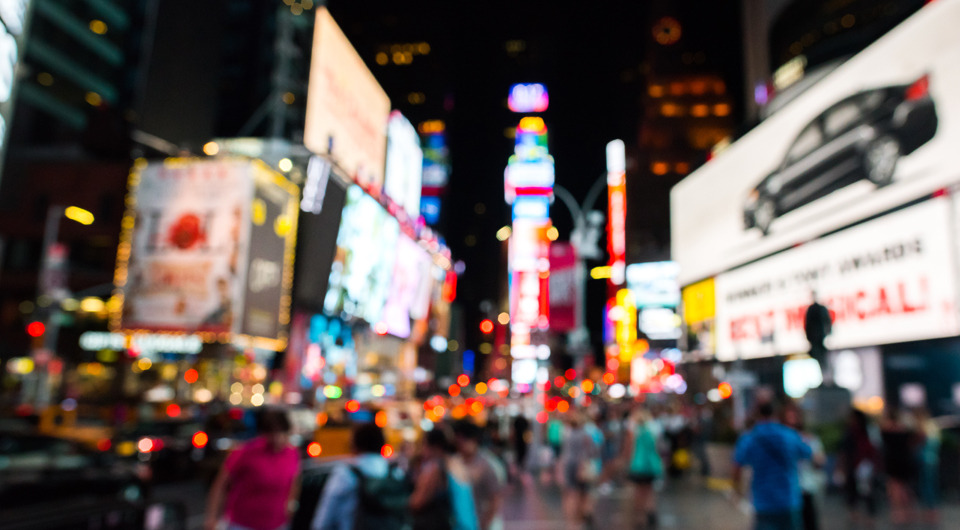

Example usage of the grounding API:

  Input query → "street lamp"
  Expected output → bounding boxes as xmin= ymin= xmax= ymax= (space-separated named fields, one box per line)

xmin=553 ymin=174 xmax=607 ymax=353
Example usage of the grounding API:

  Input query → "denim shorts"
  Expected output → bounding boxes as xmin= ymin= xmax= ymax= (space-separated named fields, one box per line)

xmin=754 ymin=511 xmax=801 ymax=530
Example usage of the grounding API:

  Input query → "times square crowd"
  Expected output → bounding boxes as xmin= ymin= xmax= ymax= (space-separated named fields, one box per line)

xmin=199 ymin=393 xmax=950 ymax=530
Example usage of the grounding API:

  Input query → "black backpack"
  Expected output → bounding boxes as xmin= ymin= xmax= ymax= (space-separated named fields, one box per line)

xmin=351 ymin=463 xmax=412 ymax=530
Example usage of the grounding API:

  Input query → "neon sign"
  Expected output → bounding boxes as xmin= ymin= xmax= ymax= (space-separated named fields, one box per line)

xmin=606 ymin=140 xmax=626 ymax=286
xmin=508 ymin=83 xmax=549 ymax=113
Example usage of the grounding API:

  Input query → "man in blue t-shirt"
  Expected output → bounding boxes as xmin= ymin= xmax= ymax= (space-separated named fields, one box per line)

xmin=733 ymin=401 xmax=813 ymax=530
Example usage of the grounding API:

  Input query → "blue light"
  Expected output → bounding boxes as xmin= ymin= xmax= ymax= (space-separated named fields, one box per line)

xmin=463 ymin=350 xmax=475 ymax=377
xmin=421 ymin=196 xmax=441 ymax=225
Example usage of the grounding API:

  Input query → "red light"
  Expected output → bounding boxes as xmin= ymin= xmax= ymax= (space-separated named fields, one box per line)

xmin=375 ymin=322 xmax=389 ymax=335
xmin=564 ymin=369 xmax=576 ymax=381
xmin=457 ymin=374 xmax=470 ymax=387
xmin=480 ymin=319 xmax=494 ymax=334
xmin=448 ymin=384 xmax=461 ymax=397
xmin=192 ymin=431 xmax=208 ymax=449
xmin=602 ymin=373 xmax=616 ymax=385
xmin=137 ymin=438 xmax=154 ymax=453
xmin=166 ymin=404 xmax=181 ymax=417
xmin=345 ymin=400 xmax=361 ymax=413
xmin=606 ymin=358 xmax=619 ymax=371
xmin=184 ymin=369 xmax=199 ymax=384
xmin=535 ymin=411 xmax=548 ymax=424
xmin=381 ymin=444 xmax=394 ymax=458
xmin=545 ymin=399 xmax=557 ymax=412
xmin=905 ymin=75 xmax=929 ymax=101
xmin=307 ymin=442 xmax=323 ymax=457
xmin=97 ymin=438 xmax=112 ymax=452
xmin=26 ymin=321 xmax=45 ymax=338
xmin=718 ymin=382 xmax=733 ymax=399
xmin=554 ymin=376 xmax=566 ymax=388
xmin=375 ymin=411 xmax=387 ymax=428
xmin=229 ymin=408 xmax=244 ymax=420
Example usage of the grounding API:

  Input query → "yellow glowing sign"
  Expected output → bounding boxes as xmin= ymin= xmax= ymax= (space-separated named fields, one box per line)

xmin=65 ymin=206 xmax=94 ymax=225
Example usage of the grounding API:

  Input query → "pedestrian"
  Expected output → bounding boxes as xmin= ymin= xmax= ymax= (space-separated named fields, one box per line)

xmin=512 ymin=413 xmax=530 ymax=478
xmin=880 ymin=407 xmax=919 ymax=525
xmin=453 ymin=421 xmax=506 ymax=530
xmin=913 ymin=407 xmax=941 ymax=524
xmin=732 ymin=401 xmax=813 ymax=530
xmin=837 ymin=409 xmax=879 ymax=525
xmin=782 ymin=406 xmax=826 ymax=530
xmin=623 ymin=408 xmax=664 ymax=530
xmin=204 ymin=409 xmax=300 ymax=530
xmin=560 ymin=412 xmax=601 ymax=528
xmin=311 ymin=422 xmax=410 ymax=530
xmin=410 ymin=427 xmax=480 ymax=530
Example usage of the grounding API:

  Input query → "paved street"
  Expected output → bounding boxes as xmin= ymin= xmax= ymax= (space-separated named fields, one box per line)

xmin=501 ymin=476 xmax=958 ymax=530
xmin=158 ymin=474 xmax=959 ymax=530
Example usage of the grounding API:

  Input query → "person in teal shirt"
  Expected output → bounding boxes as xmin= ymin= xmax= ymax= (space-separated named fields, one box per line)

xmin=624 ymin=408 xmax=664 ymax=530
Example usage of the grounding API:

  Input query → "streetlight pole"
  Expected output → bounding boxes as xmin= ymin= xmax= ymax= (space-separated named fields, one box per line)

xmin=553 ymin=174 xmax=607 ymax=356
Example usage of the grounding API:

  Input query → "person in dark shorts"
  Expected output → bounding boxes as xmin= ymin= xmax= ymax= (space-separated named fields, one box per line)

xmin=839 ymin=410 xmax=879 ymax=524
xmin=880 ymin=408 xmax=919 ymax=525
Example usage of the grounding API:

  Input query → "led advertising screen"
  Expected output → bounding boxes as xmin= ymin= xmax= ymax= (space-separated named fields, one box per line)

xmin=304 ymin=7 xmax=391 ymax=192
xmin=672 ymin=1 xmax=960 ymax=287
xmin=713 ymin=198 xmax=959 ymax=360
xmin=323 ymin=185 xmax=399 ymax=325
xmin=294 ymin=168 xmax=348 ymax=312
xmin=626 ymin=262 xmax=680 ymax=308
xmin=382 ymin=235 xmax=433 ymax=338
xmin=0 ymin=1 xmax=31 ymax=184
xmin=384 ymin=111 xmax=423 ymax=219
xmin=117 ymin=160 xmax=254 ymax=335
xmin=239 ymin=165 xmax=300 ymax=344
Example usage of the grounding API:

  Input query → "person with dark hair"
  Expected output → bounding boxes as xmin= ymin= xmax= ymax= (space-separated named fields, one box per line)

xmin=312 ymin=422 xmax=407 ymax=530
xmin=880 ymin=407 xmax=919 ymax=525
xmin=838 ymin=409 xmax=879 ymax=524
xmin=453 ymin=421 xmax=505 ymax=530
xmin=205 ymin=409 xmax=300 ymax=530
xmin=410 ymin=427 xmax=479 ymax=530
xmin=732 ymin=401 xmax=813 ymax=530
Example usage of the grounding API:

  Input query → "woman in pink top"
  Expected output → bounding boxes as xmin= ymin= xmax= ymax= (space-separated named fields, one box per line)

xmin=205 ymin=410 xmax=301 ymax=530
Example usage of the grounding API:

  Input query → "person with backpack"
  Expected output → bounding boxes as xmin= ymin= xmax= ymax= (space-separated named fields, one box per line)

xmin=732 ymin=401 xmax=813 ymax=530
xmin=311 ymin=423 xmax=409 ymax=530
xmin=623 ymin=408 xmax=664 ymax=530
xmin=410 ymin=428 xmax=480 ymax=530
xmin=204 ymin=409 xmax=301 ymax=530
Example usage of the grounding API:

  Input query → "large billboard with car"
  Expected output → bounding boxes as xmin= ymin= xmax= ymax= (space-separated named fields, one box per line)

xmin=672 ymin=1 xmax=960 ymax=286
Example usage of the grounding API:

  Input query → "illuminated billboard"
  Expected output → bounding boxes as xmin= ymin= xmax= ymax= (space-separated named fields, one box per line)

xmin=304 ymin=7 xmax=391 ymax=193
xmin=713 ymin=198 xmax=959 ymax=360
xmin=672 ymin=1 xmax=960 ymax=287
xmin=382 ymin=235 xmax=433 ymax=338
xmin=323 ymin=185 xmax=399 ymax=325
xmin=606 ymin=140 xmax=626 ymax=286
xmin=0 ymin=1 xmax=31 ymax=183
xmin=508 ymin=83 xmax=549 ymax=113
xmin=626 ymin=261 xmax=680 ymax=308
xmin=384 ymin=111 xmax=423 ymax=219
xmin=114 ymin=159 xmax=297 ymax=350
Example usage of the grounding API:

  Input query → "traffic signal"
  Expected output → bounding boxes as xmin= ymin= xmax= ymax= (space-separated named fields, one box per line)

xmin=479 ymin=319 xmax=494 ymax=334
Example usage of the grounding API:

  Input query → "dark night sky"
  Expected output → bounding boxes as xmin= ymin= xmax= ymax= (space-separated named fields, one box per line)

xmin=327 ymin=0 xmax=741 ymax=358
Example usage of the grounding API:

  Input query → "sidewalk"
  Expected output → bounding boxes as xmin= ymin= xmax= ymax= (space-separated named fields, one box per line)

xmin=502 ymin=475 xmax=958 ymax=530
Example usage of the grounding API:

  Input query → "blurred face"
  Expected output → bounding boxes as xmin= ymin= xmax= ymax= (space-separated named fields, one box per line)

xmin=266 ymin=431 xmax=289 ymax=452
xmin=457 ymin=436 xmax=478 ymax=457
xmin=783 ymin=409 xmax=799 ymax=428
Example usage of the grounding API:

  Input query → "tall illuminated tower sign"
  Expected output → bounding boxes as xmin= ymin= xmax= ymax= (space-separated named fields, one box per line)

xmin=505 ymin=86 xmax=553 ymax=387
xmin=606 ymin=140 xmax=626 ymax=288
